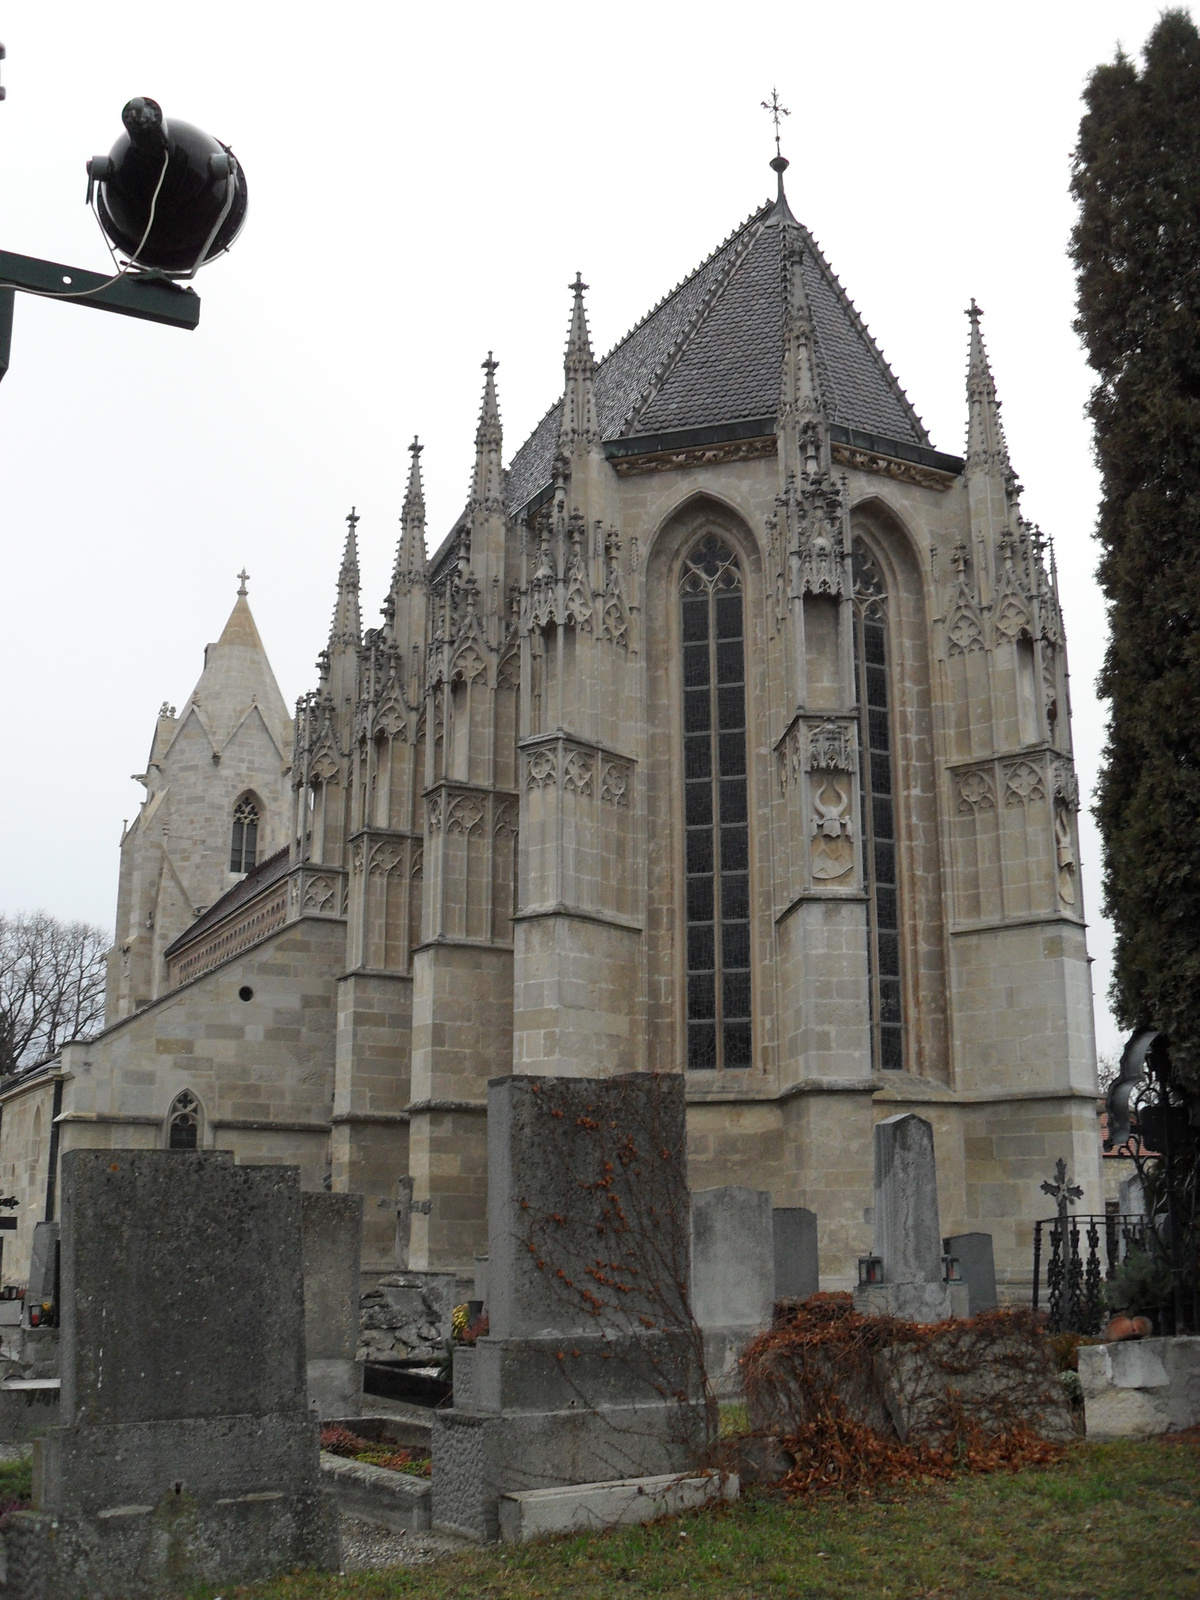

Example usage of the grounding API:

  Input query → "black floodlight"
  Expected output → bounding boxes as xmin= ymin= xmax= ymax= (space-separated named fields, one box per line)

xmin=0 ymin=65 xmax=246 ymax=380
xmin=87 ymin=96 xmax=248 ymax=277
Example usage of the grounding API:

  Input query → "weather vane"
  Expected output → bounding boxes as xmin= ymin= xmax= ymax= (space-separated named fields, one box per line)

xmin=761 ymin=87 xmax=790 ymax=157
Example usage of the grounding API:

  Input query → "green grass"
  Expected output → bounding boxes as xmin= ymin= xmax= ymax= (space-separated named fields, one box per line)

xmin=187 ymin=1433 xmax=1200 ymax=1600
xmin=0 ymin=1455 xmax=32 ymax=1511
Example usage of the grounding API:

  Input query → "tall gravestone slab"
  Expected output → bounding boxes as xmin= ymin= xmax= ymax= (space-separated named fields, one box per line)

xmin=942 ymin=1232 xmax=997 ymax=1317
xmin=854 ymin=1113 xmax=952 ymax=1322
xmin=690 ymin=1187 xmax=773 ymax=1397
xmin=4 ymin=1151 xmax=338 ymax=1599
xmin=432 ymin=1073 xmax=706 ymax=1543
xmin=303 ymin=1191 xmax=364 ymax=1418
xmin=773 ymin=1207 xmax=819 ymax=1301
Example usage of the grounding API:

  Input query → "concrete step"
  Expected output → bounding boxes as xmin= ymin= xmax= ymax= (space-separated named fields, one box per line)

xmin=320 ymin=1451 xmax=432 ymax=1534
xmin=498 ymin=1470 xmax=738 ymax=1543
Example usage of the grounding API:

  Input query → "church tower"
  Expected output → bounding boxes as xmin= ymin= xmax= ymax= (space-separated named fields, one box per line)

xmin=106 ymin=578 xmax=293 ymax=1019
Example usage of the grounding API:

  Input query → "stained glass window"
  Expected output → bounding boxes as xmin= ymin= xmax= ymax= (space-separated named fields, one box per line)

xmin=853 ymin=541 xmax=903 ymax=1070
xmin=681 ymin=536 xmax=752 ymax=1069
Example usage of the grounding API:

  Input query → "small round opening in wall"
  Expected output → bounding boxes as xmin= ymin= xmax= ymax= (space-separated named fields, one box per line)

xmin=238 ymin=985 xmax=254 ymax=1002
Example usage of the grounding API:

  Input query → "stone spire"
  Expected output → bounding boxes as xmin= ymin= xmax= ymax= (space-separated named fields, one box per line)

xmin=965 ymin=301 xmax=1015 ymax=482
xmin=777 ymin=225 xmax=828 ymax=480
xmin=322 ymin=507 xmax=362 ymax=713
xmin=963 ymin=303 xmax=1019 ymax=609
xmin=557 ymin=273 xmax=599 ymax=459
xmin=182 ymin=578 xmax=292 ymax=758
xmin=329 ymin=508 xmax=362 ymax=650
xmin=471 ymin=355 xmax=505 ymax=517
xmin=396 ymin=438 xmax=427 ymax=588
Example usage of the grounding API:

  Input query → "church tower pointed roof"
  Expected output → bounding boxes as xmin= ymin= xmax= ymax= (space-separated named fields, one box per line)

xmin=179 ymin=575 xmax=292 ymax=759
xmin=504 ymin=160 xmax=934 ymax=517
xmin=472 ymin=356 xmax=505 ymax=514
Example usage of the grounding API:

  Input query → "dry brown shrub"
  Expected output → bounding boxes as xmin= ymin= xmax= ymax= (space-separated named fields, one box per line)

xmin=740 ymin=1293 xmax=1070 ymax=1497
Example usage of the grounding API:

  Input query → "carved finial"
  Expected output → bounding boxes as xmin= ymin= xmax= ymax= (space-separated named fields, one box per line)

xmin=236 ymin=568 xmax=250 ymax=597
xmin=346 ymin=505 xmax=360 ymax=533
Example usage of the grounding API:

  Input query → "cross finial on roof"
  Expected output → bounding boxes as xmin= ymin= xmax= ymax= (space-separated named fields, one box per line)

xmin=762 ymin=87 xmax=790 ymax=158
xmin=570 ymin=271 xmax=588 ymax=298
xmin=967 ymin=298 xmax=983 ymax=325
xmin=346 ymin=505 xmax=359 ymax=532
xmin=236 ymin=568 xmax=250 ymax=596
xmin=482 ymin=351 xmax=499 ymax=376
xmin=409 ymin=435 xmax=423 ymax=458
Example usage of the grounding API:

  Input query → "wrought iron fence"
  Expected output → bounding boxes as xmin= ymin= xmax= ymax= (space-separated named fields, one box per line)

xmin=1030 ymin=1212 xmax=1150 ymax=1335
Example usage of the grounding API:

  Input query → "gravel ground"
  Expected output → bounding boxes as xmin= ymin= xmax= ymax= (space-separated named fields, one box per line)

xmin=338 ymin=1514 xmax=469 ymax=1571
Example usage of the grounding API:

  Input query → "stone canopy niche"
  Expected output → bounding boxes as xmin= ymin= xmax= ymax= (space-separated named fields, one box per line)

xmin=5 ymin=1152 xmax=337 ymax=1599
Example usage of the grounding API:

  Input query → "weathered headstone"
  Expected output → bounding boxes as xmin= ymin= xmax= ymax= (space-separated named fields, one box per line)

xmin=23 ymin=1222 xmax=58 ymax=1328
xmin=942 ymin=1232 xmax=997 ymax=1317
xmin=773 ymin=1207 xmax=819 ymax=1301
xmin=394 ymin=1175 xmax=414 ymax=1269
xmin=432 ymin=1073 xmax=705 ymax=1543
xmin=854 ymin=1113 xmax=951 ymax=1322
xmin=4 ymin=1151 xmax=337 ymax=1598
xmin=303 ymin=1191 xmax=364 ymax=1418
xmin=691 ymin=1187 xmax=774 ymax=1397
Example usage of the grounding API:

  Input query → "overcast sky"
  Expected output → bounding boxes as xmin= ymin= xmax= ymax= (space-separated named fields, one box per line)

xmin=0 ymin=1 xmax=1175 ymax=1061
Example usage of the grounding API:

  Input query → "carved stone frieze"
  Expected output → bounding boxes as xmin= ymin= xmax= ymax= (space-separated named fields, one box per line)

xmin=446 ymin=794 xmax=486 ymax=834
xmin=807 ymin=720 xmax=857 ymax=773
xmin=832 ymin=441 xmax=955 ymax=493
xmin=610 ymin=434 xmax=777 ymax=477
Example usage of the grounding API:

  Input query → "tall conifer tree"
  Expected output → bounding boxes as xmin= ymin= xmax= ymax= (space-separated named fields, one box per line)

xmin=1071 ymin=10 xmax=1200 ymax=1090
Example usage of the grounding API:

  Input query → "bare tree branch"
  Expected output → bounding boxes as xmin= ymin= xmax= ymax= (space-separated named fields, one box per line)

xmin=0 ymin=913 xmax=110 ymax=1076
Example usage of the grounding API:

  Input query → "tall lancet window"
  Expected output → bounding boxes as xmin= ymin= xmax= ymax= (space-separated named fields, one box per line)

xmin=853 ymin=541 xmax=903 ymax=1070
xmin=230 ymin=795 xmax=260 ymax=873
xmin=681 ymin=536 xmax=751 ymax=1070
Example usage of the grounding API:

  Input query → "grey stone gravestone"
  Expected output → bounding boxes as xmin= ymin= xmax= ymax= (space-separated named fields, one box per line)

xmin=773 ymin=1207 xmax=819 ymax=1301
xmin=23 ymin=1222 xmax=58 ymax=1328
xmin=303 ymin=1191 xmax=364 ymax=1418
xmin=395 ymin=1174 xmax=414 ymax=1269
xmin=432 ymin=1073 xmax=705 ymax=1542
xmin=690 ymin=1187 xmax=773 ymax=1397
xmin=854 ymin=1113 xmax=952 ymax=1322
xmin=942 ymin=1232 xmax=997 ymax=1317
xmin=3 ymin=1150 xmax=337 ymax=1599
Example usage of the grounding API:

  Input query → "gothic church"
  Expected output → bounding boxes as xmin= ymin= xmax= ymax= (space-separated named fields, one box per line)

xmin=0 ymin=155 xmax=1102 ymax=1294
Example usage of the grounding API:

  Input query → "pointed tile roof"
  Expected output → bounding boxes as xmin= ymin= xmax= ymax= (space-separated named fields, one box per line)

xmin=505 ymin=197 xmax=931 ymax=518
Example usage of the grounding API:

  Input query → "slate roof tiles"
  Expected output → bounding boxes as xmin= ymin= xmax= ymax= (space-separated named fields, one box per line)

xmin=504 ymin=195 xmax=929 ymax=518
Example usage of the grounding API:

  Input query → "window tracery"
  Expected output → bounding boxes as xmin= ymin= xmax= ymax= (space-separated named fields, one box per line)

xmin=168 ymin=1090 xmax=199 ymax=1150
xmin=853 ymin=540 xmax=903 ymax=1070
xmin=680 ymin=535 xmax=751 ymax=1070
xmin=230 ymin=795 xmax=260 ymax=874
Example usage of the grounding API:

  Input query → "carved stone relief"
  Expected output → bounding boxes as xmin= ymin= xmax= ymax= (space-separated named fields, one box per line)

xmin=600 ymin=761 xmax=631 ymax=807
xmin=525 ymin=748 xmax=557 ymax=789
xmin=563 ymin=750 xmax=595 ymax=796
xmin=810 ymin=775 xmax=854 ymax=880
xmin=956 ymin=768 xmax=995 ymax=812
xmin=1003 ymin=760 xmax=1046 ymax=806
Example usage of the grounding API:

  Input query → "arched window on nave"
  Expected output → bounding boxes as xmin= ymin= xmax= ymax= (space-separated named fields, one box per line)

xmin=680 ymin=535 xmax=751 ymax=1071
xmin=853 ymin=539 xmax=903 ymax=1070
xmin=167 ymin=1089 xmax=200 ymax=1150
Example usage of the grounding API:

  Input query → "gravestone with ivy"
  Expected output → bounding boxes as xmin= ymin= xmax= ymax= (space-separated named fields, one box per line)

xmin=3 ymin=1150 xmax=338 ymax=1598
xmin=431 ymin=1072 xmax=708 ymax=1542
